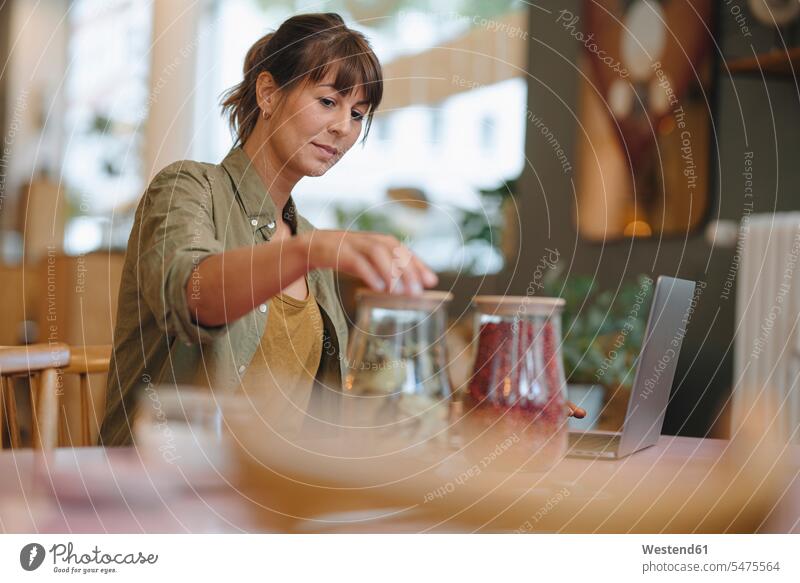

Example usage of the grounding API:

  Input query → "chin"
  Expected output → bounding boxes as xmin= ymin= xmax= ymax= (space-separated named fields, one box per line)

xmin=307 ymin=164 xmax=330 ymax=177
xmin=306 ymin=157 xmax=339 ymax=177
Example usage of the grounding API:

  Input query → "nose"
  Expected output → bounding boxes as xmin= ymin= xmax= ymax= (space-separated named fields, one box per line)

xmin=328 ymin=109 xmax=353 ymax=137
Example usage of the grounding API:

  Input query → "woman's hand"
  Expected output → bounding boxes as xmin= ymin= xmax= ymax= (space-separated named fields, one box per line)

xmin=300 ymin=230 xmax=438 ymax=294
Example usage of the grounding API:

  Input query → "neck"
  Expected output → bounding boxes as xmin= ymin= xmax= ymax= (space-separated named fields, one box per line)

xmin=242 ymin=128 xmax=300 ymax=212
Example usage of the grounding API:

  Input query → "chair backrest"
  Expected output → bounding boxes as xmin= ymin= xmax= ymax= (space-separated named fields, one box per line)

xmin=60 ymin=345 xmax=112 ymax=447
xmin=0 ymin=343 xmax=70 ymax=449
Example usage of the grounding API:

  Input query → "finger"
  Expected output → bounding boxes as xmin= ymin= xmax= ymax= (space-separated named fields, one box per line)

xmin=364 ymin=242 xmax=396 ymax=291
xmin=566 ymin=401 xmax=587 ymax=419
xmin=342 ymin=250 xmax=385 ymax=292
xmin=382 ymin=238 xmax=407 ymax=294
xmin=375 ymin=233 xmax=401 ymax=247
xmin=391 ymin=245 xmax=422 ymax=295
xmin=399 ymin=259 xmax=423 ymax=295
xmin=411 ymin=254 xmax=438 ymax=288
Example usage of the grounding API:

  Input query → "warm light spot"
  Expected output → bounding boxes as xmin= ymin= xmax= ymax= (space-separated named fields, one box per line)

xmin=624 ymin=220 xmax=653 ymax=237
xmin=658 ymin=115 xmax=675 ymax=135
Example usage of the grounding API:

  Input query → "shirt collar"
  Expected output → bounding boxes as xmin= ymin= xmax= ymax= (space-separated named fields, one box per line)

xmin=221 ymin=146 xmax=301 ymax=235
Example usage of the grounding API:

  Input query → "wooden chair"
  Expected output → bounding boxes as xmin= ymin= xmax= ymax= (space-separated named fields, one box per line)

xmin=0 ymin=343 xmax=70 ymax=449
xmin=59 ymin=345 xmax=111 ymax=447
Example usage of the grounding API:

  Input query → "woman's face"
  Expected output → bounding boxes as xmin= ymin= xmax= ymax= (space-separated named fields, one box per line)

xmin=268 ymin=72 xmax=369 ymax=178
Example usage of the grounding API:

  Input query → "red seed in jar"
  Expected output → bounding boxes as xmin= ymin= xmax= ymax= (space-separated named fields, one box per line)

xmin=464 ymin=317 xmax=566 ymax=464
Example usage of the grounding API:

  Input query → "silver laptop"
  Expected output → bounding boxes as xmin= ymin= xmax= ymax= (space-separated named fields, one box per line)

xmin=567 ymin=276 xmax=696 ymax=459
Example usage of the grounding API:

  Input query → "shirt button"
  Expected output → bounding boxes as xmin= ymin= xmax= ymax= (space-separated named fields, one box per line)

xmin=266 ymin=220 xmax=276 ymax=229
xmin=258 ymin=303 xmax=267 ymax=313
xmin=238 ymin=365 xmax=246 ymax=374
xmin=250 ymin=218 xmax=258 ymax=227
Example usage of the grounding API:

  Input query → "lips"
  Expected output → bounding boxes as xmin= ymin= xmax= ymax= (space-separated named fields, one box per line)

xmin=312 ymin=142 xmax=338 ymax=158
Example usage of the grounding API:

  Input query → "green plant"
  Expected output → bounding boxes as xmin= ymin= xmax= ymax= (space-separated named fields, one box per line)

xmin=454 ymin=178 xmax=517 ymax=272
xmin=542 ymin=272 xmax=653 ymax=389
xmin=463 ymin=178 xmax=517 ymax=244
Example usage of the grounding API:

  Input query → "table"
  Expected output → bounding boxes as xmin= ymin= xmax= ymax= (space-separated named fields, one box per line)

xmin=0 ymin=447 xmax=255 ymax=533
xmin=0 ymin=436 xmax=798 ymax=533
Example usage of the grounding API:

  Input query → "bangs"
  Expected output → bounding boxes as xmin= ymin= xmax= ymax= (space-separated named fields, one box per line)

xmin=295 ymin=34 xmax=383 ymax=138
xmin=307 ymin=37 xmax=382 ymax=111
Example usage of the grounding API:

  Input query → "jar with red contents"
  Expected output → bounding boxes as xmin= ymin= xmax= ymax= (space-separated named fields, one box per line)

xmin=461 ymin=295 xmax=568 ymax=470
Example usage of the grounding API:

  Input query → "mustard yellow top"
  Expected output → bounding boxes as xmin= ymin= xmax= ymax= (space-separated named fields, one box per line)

xmin=240 ymin=281 xmax=324 ymax=432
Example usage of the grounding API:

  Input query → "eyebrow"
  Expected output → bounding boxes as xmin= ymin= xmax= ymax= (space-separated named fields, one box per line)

xmin=319 ymin=84 xmax=370 ymax=107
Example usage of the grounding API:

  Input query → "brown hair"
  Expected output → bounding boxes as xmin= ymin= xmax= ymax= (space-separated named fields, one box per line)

xmin=221 ymin=12 xmax=383 ymax=148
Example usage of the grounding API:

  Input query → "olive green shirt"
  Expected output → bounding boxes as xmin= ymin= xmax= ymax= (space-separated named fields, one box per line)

xmin=99 ymin=147 xmax=349 ymax=446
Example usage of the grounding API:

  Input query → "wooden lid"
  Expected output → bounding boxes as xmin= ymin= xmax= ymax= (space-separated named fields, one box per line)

xmin=355 ymin=289 xmax=453 ymax=310
xmin=472 ymin=295 xmax=565 ymax=316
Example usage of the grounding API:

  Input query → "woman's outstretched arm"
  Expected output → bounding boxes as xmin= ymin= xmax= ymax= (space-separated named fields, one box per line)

xmin=187 ymin=230 xmax=438 ymax=327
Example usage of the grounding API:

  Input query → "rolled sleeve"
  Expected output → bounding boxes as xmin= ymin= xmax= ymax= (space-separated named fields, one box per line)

xmin=136 ymin=162 xmax=226 ymax=345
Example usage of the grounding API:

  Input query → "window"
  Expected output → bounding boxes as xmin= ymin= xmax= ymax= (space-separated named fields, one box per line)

xmin=62 ymin=0 xmax=152 ymax=254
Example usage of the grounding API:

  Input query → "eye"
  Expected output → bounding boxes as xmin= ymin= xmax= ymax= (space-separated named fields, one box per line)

xmin=351 ymin=110 xmax=365 ymax=121
xmin=320 ymin=97 xmax=336 ymax=108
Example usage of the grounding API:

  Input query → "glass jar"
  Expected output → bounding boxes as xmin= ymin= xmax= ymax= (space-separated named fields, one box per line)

xmin=342 ymin=290 xmax=453 ymax=445
xmin=461 ymin=295 xmax=568 ymax=469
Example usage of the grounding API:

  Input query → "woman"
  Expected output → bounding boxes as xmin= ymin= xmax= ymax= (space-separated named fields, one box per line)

xmin=100 ymin=12 xmax=583 ymax=446
xmin=99 ymin=13 xmax=440 ymax=446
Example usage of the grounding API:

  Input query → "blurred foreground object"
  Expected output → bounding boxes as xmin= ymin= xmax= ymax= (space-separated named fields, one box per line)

xmin=230 ymin=389 xmax=794 ymax=533
xmin=733 ymin=214 xmax=800 ymax=443
xmin=134 ymin=385 xmax=251 ymax=490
